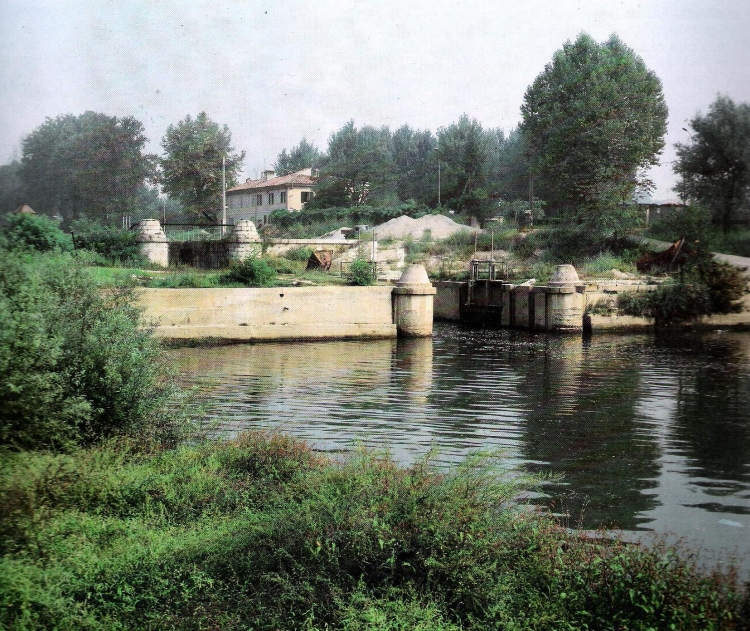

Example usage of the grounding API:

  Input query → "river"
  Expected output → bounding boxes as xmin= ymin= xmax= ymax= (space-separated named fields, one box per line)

xmin=170 ymin=322 xmax=750 ymax=577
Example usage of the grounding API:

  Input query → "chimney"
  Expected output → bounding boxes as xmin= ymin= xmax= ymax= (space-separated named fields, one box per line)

xmin=262 ymin=170 xmax=276 ymax=181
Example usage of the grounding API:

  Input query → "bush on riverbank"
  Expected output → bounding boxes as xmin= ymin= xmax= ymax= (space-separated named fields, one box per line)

xmin=618 ymin=260 xmax=746 ymax=326
xmin=0 ymin=249 xmax=186 ymax=450
xmin=1 ymin=431 xmax=747 ymax=630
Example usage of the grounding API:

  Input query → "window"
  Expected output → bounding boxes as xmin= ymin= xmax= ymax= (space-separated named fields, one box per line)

xmin=301 ymin=192 xmax=311 ymax=204
xmin=280 ymin=191 xmax=287 ymax=204
xmin=268 ymin=192 xmax=275 ymax=205
xmin=256 ymin=194 xmax=262 ymax=205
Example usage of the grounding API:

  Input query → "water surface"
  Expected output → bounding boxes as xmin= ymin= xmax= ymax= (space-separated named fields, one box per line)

xmin=171 ymin=323 xmax=750 ymax=575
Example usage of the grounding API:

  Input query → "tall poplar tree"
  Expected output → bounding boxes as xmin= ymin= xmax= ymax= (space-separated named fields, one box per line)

xmin=522 ymin=33 xmax=668 ymax=237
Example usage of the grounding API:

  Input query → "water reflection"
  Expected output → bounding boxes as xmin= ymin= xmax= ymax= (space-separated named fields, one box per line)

xmin=170 ymin=324 xmax=750 ymax=575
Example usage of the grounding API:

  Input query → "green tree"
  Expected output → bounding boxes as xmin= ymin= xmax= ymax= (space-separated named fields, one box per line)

xmin=159 ymin=112 xmax=245 ymax=222
xmin=492 ymin=127 xmax=532 ymax=203
xmin=0 ymin=161 xmax=26 ymax=215
xmin=312 ymin=121 xmax=395 ymax=208
xmin=273 ymin=138 xmax=323 ymax=176
xmin=391 ymin=125 xmax=438 ymax=205
xmin=521 ymin=33 xmax=668 ymax=237
xmin=674 ymin=95 xmax=750 ymax=235
xmin=18 ymin=112 xmax=155 ymax=227
xmin=436 ymin=115 xmax=494 ymax=217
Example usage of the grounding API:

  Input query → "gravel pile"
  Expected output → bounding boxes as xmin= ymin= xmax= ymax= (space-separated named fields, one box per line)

xmin=373 ymin=214 xmax=474 ymax=240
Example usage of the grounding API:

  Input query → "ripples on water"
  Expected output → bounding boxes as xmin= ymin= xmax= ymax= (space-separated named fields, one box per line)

xmin=171 ymin=323 xmax=750 ymax=576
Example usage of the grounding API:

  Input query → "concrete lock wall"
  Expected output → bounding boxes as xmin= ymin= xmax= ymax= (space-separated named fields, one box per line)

xmin=139 ymin=286 xmax=398 ymax=342
xmin=138 ymin=264 xmax=436 ymax=343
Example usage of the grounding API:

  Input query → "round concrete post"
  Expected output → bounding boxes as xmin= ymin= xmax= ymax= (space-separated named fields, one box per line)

xmin=135 ymin=219 xmax=168 ymax=267
xmin=544 ymin=264 xmax=585 ymax=331
xmin=392 ymin=264 xmax=436 ymax=337
xmin=228 ymin=219 xmax=262 ymax=261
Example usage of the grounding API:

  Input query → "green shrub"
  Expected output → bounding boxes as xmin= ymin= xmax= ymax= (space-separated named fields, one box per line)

xmin=2 ymin=213 xmax=72 ymax=252
xmin=346 ymin=257 xmax=376 ymax=285
xmin=0 ymin=250 xmax=184 ymax=451
xmin=284 ymin=246 xmax=314 ymax=261
xmin=266 ymin=256 xmax=305 ymax=275
xmin=69 ymin=220 xmax=142 ymax=264
xmin=618 ymin=260 xmax=745 ymax=326
xmin=221 ymin=257 xmax=276 ymax=287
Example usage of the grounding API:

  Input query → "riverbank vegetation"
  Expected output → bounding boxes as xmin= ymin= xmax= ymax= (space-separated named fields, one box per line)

xmin=2 ymin=238 xmax=749 ymax=629
xmin=3 ymin=433 xmax=749 ymax=630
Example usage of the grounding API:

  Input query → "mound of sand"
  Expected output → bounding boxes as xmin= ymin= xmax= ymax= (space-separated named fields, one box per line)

xmin=373 ymin=214 xmax=474 ymax=241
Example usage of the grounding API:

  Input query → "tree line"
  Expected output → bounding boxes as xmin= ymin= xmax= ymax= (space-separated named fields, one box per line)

xmin=0 ymin=32 xmax=747 ymax=238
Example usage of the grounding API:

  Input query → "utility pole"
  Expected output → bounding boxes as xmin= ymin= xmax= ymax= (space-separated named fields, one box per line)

xmin=221 ymin=156 xmax=227 ymax=236
xmin=529 ymin=173 xmax=534 ymax=229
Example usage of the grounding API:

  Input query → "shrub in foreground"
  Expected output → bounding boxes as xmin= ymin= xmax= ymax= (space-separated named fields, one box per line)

xmin=0 ymin=433 xmax=746 ymax=630
xmin=0 ymin=250 xmax=184 ymax=450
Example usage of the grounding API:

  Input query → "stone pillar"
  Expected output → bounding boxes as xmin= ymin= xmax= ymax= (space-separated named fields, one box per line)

xmin=392 ymin=264 xmax=436 ymax=337
xmin=533 ymin=264 xmax=584 ymax=332
xmin=228 ymin=220 xmax=262 ymax=261
xmin=135 ymin=219 xmax=168 ymax=267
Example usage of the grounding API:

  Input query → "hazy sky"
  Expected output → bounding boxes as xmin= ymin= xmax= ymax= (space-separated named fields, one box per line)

xmin=2 ymin=0 xmax=749 ymax=199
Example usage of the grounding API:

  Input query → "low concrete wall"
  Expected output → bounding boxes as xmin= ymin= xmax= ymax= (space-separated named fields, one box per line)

xmin=434 ymin=278 xmax=750 ymax=333
xmin=139 ymin=286 xmax=397 ymax=342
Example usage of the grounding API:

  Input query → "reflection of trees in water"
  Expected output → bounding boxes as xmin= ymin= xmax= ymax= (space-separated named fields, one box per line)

xmin=656 ymin=334 xmax=750 ymax=483
xmin=519 ymin=336 xmax=661 ymax=531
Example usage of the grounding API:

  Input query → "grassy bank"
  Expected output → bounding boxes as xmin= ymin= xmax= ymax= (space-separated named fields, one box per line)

xmin=1 ymin=432 xmax=748 ymax=630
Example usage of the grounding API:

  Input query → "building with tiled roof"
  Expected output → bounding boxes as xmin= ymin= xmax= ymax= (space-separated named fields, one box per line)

xmin=226 ymin=168 xmax=316 ymax=226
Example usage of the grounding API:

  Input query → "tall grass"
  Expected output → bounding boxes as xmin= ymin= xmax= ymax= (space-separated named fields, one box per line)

xmin=1 ymin=432 xmax=746 ymax=630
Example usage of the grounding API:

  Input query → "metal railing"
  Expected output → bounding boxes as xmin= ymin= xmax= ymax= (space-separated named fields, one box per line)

xmin=162 ymin=223 xmax=234 ymax=242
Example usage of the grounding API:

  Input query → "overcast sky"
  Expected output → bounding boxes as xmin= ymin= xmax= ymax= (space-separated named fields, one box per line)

xmin=2 ymin=0 xmax=749 ymax=200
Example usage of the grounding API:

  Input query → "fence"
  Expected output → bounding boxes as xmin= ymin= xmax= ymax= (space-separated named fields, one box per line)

xmin=162 ymin=224 xmax=233 ymax=241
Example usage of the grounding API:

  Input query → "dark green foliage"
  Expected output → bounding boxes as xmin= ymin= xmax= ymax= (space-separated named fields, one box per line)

xmin=0 ymin=434 xmax=745 ymax=630
xmin=19 ymin=112 xmax=155 ymax=227
xmin=312 ymin=121 xmax=397 ymax=208
xmin=70 ymin=219 xmax=142 ymax=264
xmin=647 ymin=203 xmax=714 ymax=245
xmin=2 ymin=212 xmax=72 ymax=252
xmin=522 ymin=33 xmax=668 ymax=236
xmin=0 ymin=161 xmax=26 ymax=215
xmin=273 ymin=138 xmax=323 ymax=176
xmin=221 ymin=257 xmax=276 ymax=287
xmin=159 ymin=112 xmax=245 ymax=222
xmin=346 ymin=256 xmax=376 ymax=285
xmin=284 ymin=245 xmax=314 ymax=261
xmin=674 ymin=95 xmax=750 ymax=235
xmin=618 ymin=260 xmax=745 ymax=326
xmin=391 ymin=125 xmax=438 ymax=205
xmin=436 ymin=114 xmax=495 ymax=217
xmin=0 ymin=251 xmax=182 ymax=451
